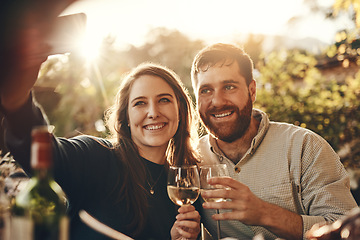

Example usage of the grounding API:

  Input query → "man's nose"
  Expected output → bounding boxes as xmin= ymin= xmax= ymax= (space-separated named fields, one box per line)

xmin=211 ymin=90 xmax=226 ymax=107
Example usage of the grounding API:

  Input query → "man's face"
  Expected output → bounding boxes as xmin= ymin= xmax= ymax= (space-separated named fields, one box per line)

xmin=195 ymin=62 xmax=255 ymax=142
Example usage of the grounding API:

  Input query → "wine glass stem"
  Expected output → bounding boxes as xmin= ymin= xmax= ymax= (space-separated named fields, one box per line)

xmin=216 ymin=209 xmax=221 ymax=240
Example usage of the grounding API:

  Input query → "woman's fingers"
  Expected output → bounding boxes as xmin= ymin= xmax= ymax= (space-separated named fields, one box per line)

xmin=174 ymin=206 xmax=201 ymax=239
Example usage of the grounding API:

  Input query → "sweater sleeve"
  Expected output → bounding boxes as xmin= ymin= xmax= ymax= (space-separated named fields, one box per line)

xmin=1 ymin=93 xmax=117 ymax=207
xmin=299 ymin=131 xmax=358 ymax=239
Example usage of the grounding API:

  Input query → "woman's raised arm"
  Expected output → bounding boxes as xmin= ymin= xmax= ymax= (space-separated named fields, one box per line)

xmin=0 ymin=0 xmax=76 ymax=112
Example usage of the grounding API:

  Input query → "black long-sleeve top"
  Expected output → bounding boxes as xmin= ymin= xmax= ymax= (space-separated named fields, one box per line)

xmin=2 ymin=95 xmax=178 ymax=240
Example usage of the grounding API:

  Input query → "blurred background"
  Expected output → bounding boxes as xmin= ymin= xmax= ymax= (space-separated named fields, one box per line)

xmin=0 ymin=0 xmax=359 ymax=199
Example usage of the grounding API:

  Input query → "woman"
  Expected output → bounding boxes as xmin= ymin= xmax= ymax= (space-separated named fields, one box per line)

xmin=0 ymin=5 xmax=201 ymax=240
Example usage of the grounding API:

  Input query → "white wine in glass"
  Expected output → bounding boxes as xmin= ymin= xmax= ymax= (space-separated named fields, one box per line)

xmin=199 ymin=164 xmax=230 ymax=240
xmin=167 ymin=165 xmax=200 ymax=206
xmin=200 ymin=164 xmax=230 ymax=201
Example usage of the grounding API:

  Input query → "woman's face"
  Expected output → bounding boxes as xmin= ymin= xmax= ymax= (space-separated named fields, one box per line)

xmin=128 ymin=75 xmax=180 ymax=153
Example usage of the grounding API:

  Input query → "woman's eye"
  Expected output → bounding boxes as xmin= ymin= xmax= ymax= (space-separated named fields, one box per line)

xmin=134 ymin=101 xmax=145 ymax=106
xmin=159 ymin=98 xmax=171 ymax=103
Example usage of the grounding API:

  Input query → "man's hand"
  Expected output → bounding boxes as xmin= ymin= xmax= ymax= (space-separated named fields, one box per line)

xmin=201 ymin=176 xmax=303 ymax=240
xmin=171 ymin=205 xmax=201 ymax=240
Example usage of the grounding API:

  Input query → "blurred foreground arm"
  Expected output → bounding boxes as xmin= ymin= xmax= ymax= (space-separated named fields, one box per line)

xmin=0 ymin=0 xmax=76 ymax=112
xmin=306 ymin=207 xmax=360 ymax=240
xmin=0 ymin=0 xmax=77 ymax=171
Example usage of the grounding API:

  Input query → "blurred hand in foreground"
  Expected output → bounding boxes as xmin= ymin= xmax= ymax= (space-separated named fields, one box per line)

xmin=306 ymin=207 xmax=360 ymax=240
xmin=0 ymin=0 xmax=77 ymax=112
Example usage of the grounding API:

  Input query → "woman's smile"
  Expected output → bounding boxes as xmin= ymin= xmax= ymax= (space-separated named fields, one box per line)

xmin=128 ymin=75 xmax=180 ymax=152
xmin=143 ymin=122 xmax=166 ymax=131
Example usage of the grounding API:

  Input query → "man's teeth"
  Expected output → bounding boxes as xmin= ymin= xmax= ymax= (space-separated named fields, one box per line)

xmin=145 ymin=123 xmax=165 ymax=130
xmin=214 ymin=112 xmax=232 ymax=118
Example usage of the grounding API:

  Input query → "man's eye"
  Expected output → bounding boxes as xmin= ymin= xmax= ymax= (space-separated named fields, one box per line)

xmin=200 ymin=89 xmax=210 ymax=94
xmin=225 ymin=85 xmax=235 ymax=90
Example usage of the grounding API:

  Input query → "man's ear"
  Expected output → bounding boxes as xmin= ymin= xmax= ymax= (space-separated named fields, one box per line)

xmin=249 ymin=79 xmax=257 ymax=102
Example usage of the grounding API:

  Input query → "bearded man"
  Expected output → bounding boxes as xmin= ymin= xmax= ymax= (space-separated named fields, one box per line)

xmin=191 ymin=43 xmax=357 ymax=240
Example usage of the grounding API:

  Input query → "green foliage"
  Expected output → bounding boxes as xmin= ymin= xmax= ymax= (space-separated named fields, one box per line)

xmin=34 ymin=29 xmax=205 ymax=138
xmin=36 ymin=54 xmax=109 ymax=138
xmin=30 ymin=18 xmax=360 ymax=168
xmin=242 ymin=34 xmax=265 ymax=67
xmin=256 ymin=49 xmax=360 ymax=168
xmin=332 ymin=0 xmax=360 ymax=28
xmin=122 ymin=27 xmax=204 ymax=91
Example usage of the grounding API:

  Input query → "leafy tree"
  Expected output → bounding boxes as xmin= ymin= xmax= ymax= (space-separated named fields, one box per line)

xmin=256 ymin=49 xmax=360 ymax=168
xmin=331 ymin=0 xmax=360 ymax=28
xmin=242 ymin=34 xmax=265 ymax=68
xmin=33 ymin=29 xmax=204 ymax=138
xmin=34 ymin=38 xmax=123 ymax=138
xmin=121 ymin=27 xmax=204 ymax=91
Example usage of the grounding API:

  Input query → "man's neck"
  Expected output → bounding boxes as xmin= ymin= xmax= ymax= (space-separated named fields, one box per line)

xmin=216 ymin=117 xmax=260 ymax=164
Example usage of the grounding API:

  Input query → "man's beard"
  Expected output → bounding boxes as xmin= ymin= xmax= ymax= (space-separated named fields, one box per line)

xmin=200 ymin=92 xmax=253 ymax=143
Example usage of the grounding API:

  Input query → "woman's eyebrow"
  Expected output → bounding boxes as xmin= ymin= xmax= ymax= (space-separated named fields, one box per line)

xmin=130 ymin=93 xmax=174 ymax=104
xmin=130 ymin=96 xmax=146 ymax=104
xmin=158 ymin=93 xmax=174 ymax=98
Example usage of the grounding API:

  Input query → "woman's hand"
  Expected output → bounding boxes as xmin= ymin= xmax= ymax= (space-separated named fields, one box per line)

xmin=0 ymin=0 xmax=76 ymax=112
xmin=171 ymin=205 xmax=201 ymax=240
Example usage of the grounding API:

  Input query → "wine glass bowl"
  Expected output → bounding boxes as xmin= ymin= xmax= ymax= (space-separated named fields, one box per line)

xmin=199 ymin=164 xmax=229 ymax=203
xmin=199 ymin=164 xmax=230 ymax=240
xmin=167 ymin=165 xmax=200 ymax=206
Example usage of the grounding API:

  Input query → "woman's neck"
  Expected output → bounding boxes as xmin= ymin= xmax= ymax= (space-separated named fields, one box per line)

xmin=137 ymin=145 xmax=167 ymax=165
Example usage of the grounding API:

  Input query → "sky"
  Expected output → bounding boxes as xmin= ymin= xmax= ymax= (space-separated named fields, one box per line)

xmin=61 ymin=0 xmax=354 ymax=52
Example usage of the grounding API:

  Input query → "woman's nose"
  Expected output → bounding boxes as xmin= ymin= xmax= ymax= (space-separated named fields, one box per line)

xmin=147 ymin=103 xmax=160 ymax=119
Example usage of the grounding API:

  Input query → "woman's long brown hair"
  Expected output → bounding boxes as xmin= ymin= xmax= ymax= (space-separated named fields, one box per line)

xmin=104 ymin=62 xmax=199 ymax=236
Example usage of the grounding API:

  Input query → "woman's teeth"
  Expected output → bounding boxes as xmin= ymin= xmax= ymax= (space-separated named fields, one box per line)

xmin=145 ymin=123 xmax=165 ymax=130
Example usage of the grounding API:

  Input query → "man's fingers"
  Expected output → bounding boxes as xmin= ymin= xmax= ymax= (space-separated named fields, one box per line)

xmin=208 ymin=176 xmax=244 ymax=189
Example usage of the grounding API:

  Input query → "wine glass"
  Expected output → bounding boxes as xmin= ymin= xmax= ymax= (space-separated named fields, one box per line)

xmin=199 ymin=164 xmax=230 ymax=240
xmin=167 ymin=166 xmax=200 ymax=240
xmin=167 ymin=165 xmax=200 ymax=206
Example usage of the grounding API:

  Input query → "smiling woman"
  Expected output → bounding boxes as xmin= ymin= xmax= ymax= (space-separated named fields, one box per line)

xmin=127 ymin=74 xmax=180 ymax=156
xmin=2 ymin=58 xmax=201 ymax=239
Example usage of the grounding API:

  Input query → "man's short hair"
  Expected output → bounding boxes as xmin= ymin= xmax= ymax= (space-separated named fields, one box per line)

xmin=191 ymin=43 xmax=254 ymax=91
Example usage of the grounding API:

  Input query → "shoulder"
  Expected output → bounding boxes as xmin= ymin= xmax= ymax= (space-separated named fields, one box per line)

xmin=59 ymin=135 xmax=113 ymax=147
xmin=267 ymin=121 xmax=338 ymax=159
xmin=198 ymin=135 xmax=220 ymax=165
xmin=199 ymin=135 xmax=211 ymax=152
xmin=55 ymin=135 xmax=115 ymax=158
xmin=71 ymin=135 xmax=113 ymax=147
xmin=268 ymin=121 xmax=325 ymax=142
xmin=199 ymin=134 xmax=210 ymax=144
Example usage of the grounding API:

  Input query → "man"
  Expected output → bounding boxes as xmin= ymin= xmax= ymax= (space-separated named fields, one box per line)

xmin=191 ymin=43 xmax=357 ymax=240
